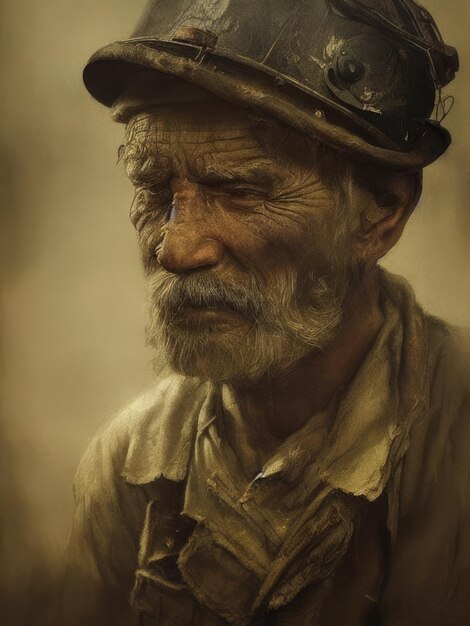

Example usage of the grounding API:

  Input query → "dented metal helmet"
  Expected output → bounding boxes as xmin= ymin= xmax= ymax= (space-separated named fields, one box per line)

xmin=83 ymin=0 xmax=459 ymax=170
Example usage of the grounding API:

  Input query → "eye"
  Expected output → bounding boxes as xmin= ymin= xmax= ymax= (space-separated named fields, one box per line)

xmin=221 ymin=184 xmax=266 ymax=200
xmin=130 ymin=184 xmax=173 ymax=227
xmin=143 ymin=184 xmax=172 ymax=209
xmin=145 ymin=183 xmax=170 ymax=197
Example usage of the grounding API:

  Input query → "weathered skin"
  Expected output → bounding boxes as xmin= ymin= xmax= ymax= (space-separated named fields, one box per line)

xmin=127 ymin=105 xmax=339 ymax=280
xmin=122 ymin=98 xmax=416 ymax=463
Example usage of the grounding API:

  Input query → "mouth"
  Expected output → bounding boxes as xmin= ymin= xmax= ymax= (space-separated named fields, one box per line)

xmin=170 ymin=304 xmax=248 ymax=329
xmin=184 ymin=303 xmax=243 ymax=318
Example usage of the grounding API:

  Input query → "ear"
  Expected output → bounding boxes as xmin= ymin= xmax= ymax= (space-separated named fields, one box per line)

xmin=355 ymin=170 xmax=422 ymax=262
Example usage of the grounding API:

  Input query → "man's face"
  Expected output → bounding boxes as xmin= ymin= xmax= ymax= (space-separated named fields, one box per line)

xmin=122 ymin=99 xmax=358 ymax=382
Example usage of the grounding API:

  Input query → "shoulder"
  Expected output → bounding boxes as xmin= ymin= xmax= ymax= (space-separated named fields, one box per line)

xmin=75 ymin=374 xmax=211 ymax=495
xmin=408 ymin=314 xmax=470 ymax=450
xmin=398 ymin=311 xmax=470 ymax=536
xmin=425 ymin=316 xmax=470 ymax=414
xmin=383 ymin=270 xmax=470 ymax=445
xmin=387 ymin=278 xmax=470 ymax=517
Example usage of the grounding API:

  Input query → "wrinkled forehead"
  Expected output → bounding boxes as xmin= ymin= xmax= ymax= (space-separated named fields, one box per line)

xmin=124 ymin=105 xmax=281 ymax=183
xmin=127 ymin=102 xmax=255 ymax=148
xmin=123 ymin=108 xmax=322 ymax=186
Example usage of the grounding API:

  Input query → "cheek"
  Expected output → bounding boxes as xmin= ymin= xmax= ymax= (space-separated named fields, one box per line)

xmin=263 ymin=204 xmax=340 ymax=272
xmin=213 ymin=198 xmax=315 ymax=274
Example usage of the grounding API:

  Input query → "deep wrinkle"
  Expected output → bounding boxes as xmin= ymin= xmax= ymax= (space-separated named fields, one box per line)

xmin=123 ymin=110 xmax=342 ymax=278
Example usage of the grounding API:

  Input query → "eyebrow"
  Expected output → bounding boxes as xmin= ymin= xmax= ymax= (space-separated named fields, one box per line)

xmin=196 ymin=160 xmax=279 ymax=190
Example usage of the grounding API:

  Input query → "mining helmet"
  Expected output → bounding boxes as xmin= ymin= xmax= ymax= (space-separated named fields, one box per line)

xmin=83 ymin=0 xmax=459 ymax=170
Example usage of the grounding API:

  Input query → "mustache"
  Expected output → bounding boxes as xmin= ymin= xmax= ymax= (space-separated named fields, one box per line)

xmin=148 ymin=270 xmax=266 ymax=321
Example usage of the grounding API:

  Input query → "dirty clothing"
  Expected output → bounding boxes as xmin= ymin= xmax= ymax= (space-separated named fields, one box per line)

xmin=62 ymin=271 xmax=470 ymax=625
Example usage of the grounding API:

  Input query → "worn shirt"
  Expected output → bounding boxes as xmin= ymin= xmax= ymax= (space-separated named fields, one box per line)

xmin=61 ymin=271 xmax=470 ymax=625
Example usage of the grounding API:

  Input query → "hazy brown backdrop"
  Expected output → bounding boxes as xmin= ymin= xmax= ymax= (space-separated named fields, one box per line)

xmin=0 ymin=0 xmax=468 ymax=622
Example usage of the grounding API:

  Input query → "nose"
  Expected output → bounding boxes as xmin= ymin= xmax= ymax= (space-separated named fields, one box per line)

xmin=157 ymin=188 xmax=225 ymax=274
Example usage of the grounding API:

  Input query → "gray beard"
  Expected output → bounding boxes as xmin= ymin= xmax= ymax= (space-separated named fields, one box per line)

xmin=145 ymin=260 xmax=352 ymax=383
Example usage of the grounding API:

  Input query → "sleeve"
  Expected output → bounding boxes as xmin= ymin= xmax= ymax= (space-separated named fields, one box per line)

xmin=60 ymin=422 xmax=148 ymax=626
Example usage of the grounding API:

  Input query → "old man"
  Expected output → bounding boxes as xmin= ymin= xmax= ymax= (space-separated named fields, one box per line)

xmin=62 ymin=1 xmax=469 ymax=624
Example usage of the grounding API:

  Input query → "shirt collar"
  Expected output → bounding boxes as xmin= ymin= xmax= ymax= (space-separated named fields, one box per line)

xmin=316 ymin=290 xmax=402 ymax=500
xmin=317 ymin=270 xmax=429 ymax=501
xmin=122 ymin=375 xmax=209 ymax=485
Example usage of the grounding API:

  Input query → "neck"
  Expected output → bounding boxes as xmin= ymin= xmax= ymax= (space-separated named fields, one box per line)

xmin=230 ymin=270 xmax=384 ymax=455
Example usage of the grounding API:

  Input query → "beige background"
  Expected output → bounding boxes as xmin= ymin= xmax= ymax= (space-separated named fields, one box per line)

xmin=0 ymin=0 xmax=468 ymax=620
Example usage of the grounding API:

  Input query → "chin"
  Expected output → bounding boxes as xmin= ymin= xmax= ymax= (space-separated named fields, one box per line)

xmin=155 ymin=325 xmax=310 ymax=384
xmin=163 ymin=329 xmax=256 ymax=382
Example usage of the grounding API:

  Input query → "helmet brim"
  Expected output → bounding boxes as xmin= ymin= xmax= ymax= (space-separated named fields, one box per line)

xmin=83 ymin=40 xmax=451 ymax=170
